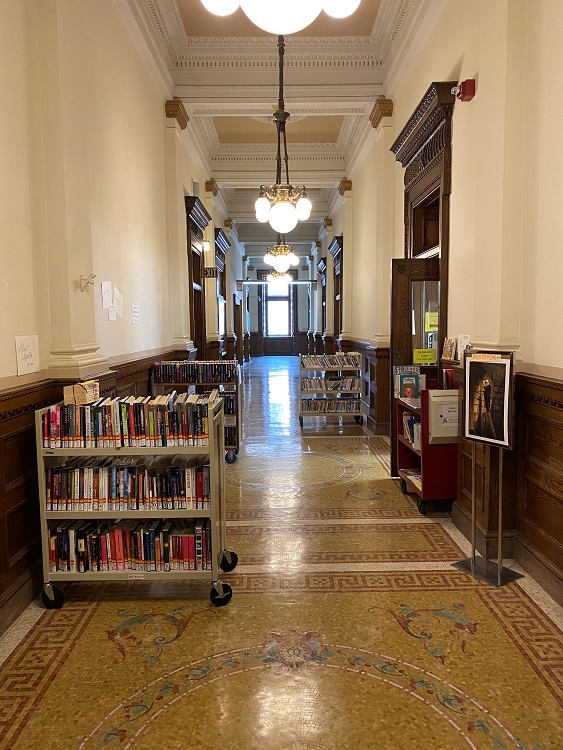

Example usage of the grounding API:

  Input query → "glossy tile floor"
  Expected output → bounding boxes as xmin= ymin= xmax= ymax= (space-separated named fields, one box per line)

xmin=0 ymin=356 xmax=562 ymax=749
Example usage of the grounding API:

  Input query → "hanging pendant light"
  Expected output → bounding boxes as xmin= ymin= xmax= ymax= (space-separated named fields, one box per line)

xmin=200 ymin=0 xmax=240 ymax=16
xmin=263 ymin=235 xmax=300 ymax=273
xmin=252 ymin=36 xmax=312 ymax=234
xmin=322 ymin=0 xmax=362 ymax=19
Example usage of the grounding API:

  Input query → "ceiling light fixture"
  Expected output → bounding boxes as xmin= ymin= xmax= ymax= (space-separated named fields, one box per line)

xmin=253 ymin=36 xmax=311 ymax=234
xmin=266 ymin=270 xmax=292 ymax=285
xmin=264 ymin=235 xmax=300 ymax=274
xmin=200 ymin=0 xmax=362 ymax=33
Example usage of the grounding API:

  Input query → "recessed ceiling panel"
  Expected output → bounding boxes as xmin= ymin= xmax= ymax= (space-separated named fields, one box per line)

xmin=178 ymin=0 xmax=380 ymax=37
xmin=213 ymin=116 xmax=344 ymax=144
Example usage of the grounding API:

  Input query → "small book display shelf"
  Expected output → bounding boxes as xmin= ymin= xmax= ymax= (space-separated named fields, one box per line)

xmin=152 ymin=360 xmax=242 ymax=463
xmin=396 ymin=389 xmax=457 ymax=514
xmin=36 ymin=397 xmax=237 ymax=609
xmin=299 ymin=352 xmax=363 ymax=427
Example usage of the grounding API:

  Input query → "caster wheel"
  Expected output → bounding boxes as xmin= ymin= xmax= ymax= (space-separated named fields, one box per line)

xmin=418 ymin=500 xmax=427 ymax=515
xmin=400 ymin=478 xmax=407 ymax=494
xmin=354 ymin=415 xmax=362 ymax=424
xmin=220 ymin=550 xmax=238 ymax=572
xmin=210 ymin=583 xmax=233 ymax=607
xmin=299 ymin=416 xmax=303 ymax=428
xmin=225 ymin=450 xmax=237 ymax=464
xmin=41 ymin=587 xmax=65 ymax=609
xmin=234 ymin=449 xmax=239 ymax=456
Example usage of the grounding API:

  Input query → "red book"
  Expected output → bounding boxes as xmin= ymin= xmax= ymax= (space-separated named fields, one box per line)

xmin=195 ymin=470 xmax=203 ymax=509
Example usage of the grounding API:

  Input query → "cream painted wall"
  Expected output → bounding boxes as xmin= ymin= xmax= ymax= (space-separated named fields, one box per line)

xmin=54 ymin=0 xmax=170 ymax=358
xmin=0 ymin=1 xmax=49 ymax=378
xmin=520 ymin=0 xmax=563 ymax=366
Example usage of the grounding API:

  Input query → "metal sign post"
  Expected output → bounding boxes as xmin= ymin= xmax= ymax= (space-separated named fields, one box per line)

xmin=452 ymin=350 xmax=523 ymax=587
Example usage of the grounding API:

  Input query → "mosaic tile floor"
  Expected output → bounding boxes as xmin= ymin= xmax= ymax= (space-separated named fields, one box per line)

xmin=0 ymin=356 xmax=562 ymax=749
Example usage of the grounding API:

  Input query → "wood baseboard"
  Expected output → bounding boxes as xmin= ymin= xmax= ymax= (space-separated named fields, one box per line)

xmin=451 ymin=502 xmax=515 ymax=559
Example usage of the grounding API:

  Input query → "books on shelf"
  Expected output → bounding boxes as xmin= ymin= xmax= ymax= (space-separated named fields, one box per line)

xmin=401 ymin=469 xmax=422 ymax=491
xmin=301 ymin=398 xmax=361 ymax=414
xmin=301 ymin=353 xmax=361 ymax=369
xmin=301 ymin=377 xmax=360 ymax=392
xmin=393 ymin=366 xmax=427 ymax=398
xmin=153 ymin=360 xmax=237 ymax=384
xmin=402 ymin=411 xmax=421 ymax=445
xmin=44 ymin=458 xmax=211 ymax=512
xmin=48 ymin=518 xmax=212 ymax=574
xmin=41 ymin=392 xmax=217 ymax=449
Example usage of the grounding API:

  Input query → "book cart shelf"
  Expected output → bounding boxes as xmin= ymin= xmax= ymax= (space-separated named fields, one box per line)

xmin=396 ymin=389 xmax=457 ymax=514
xmin=299 ymin=352 xmax=363 ymax=427
xmin=35 ymin=398 xmax=237 ymax=609
xmin=152 ymin=360 xmax=242 ymax=463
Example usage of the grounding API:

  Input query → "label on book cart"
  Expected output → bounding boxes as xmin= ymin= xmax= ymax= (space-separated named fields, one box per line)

xmin=128 ymin=574 xmax=145 ymax=579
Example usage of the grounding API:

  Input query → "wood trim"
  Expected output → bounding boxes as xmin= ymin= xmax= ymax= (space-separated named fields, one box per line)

xmin=369 ymin=98 xmax=393 ymax=129
xmin=165 ymin=99 xmax=189 ymax=130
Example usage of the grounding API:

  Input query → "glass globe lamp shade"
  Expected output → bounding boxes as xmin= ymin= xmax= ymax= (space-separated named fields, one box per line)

xmin=269 ymin=200 xmax=298 ymax=233
xmin=201 ymin=0 xmax=240 ymax=16
xmin=322 ymin=0 xmax=361 ymax=19
xmin=240 ymin=0 xmax=323 ymax=34
xmin=255 ymin=195 xmax=270 ymax=215
xmin=295 ymin=194 xmax=312 ymax=221
xmin=264 ymin=252 xmax=274 ymax=265
xmin=288 ymin=253 xmax=299 ymax=267
xmin=272 ymin=254 xmax=292 ymax=273
xmin=256 ymin=209 xmax=270 ymax=224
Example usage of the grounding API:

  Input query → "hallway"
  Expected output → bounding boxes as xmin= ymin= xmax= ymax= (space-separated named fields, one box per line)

xmin=0 ymin=356 xmax=561 ymax=749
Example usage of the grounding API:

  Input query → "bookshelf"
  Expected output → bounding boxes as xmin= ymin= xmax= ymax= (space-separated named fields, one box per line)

xmin=152 ymin=360 xmax=242 ymax=463
xmin=299 ymin=352 xmax=363 ymax=427
xmin=396 ymin=389 xmax=457 ymax=514
xmin=35 ymin=397 xmax=237 ymax=609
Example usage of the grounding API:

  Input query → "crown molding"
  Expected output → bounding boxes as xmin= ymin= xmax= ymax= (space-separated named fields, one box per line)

xmin=165 ymin=99 xmax=189 ymax=129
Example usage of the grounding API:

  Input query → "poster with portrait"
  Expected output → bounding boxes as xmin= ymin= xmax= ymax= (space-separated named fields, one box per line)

xmin=464 ymin=350 xmax=514 ymax=449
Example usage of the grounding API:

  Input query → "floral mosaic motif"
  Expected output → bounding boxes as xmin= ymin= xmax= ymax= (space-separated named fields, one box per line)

xmin=369 ymin=602 xmax=478 ymax=664
xmin=254 ymin=629 xmax=334 ymax=673
xmin=107 ymin=606 xmax=217 ymax=666
xmin=85 ymin=635 xmax=547 ymax=750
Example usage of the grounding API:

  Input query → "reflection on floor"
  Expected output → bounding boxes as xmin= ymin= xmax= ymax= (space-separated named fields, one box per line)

xmin=0 ymin=356 xmax=561 ymax=750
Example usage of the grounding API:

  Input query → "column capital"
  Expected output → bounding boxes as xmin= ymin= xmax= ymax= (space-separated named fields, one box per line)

xmin=224 ymin=218 xmax=233 ymax=228
xmin=165 ymin=100 xmax=189 ymax=130
xmin=369 ymin=98 xmax=393 ymax=129
xmin=323 ymin=217 xmax=333 ymax=229
xmin=338 ymin=179 xmax=352 ymax=196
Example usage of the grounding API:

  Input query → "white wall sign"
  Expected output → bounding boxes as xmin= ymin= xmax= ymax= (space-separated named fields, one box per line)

xmin=15 ymin=335 xmax=39 ymax=375
xmin=101 ymin=281 xmax=113 ymax=309
xmin=131 ymin=303 xmax=140 ymax=324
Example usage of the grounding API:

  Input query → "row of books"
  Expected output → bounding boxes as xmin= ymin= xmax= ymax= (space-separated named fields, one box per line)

xmin=219 ymin=391 xmax=237 ymax=415
xmin=49 ymin=518 xmax=212 ymax=574
xmin=403 ymin=411 xmax=422 ymax=450
xmin=153 ymin=360 xmax=238 ymax=384
xmin=301 ymin=377 xmax=360 ymax=392
xmin=301 ymin=353 xmax=361 ymax=369
xmin=41 ymin=392 xmax=216 ymax=449
xmin=45 ymin=459 xmax=210 ymax=512
xmin=301 ymin=399 xmax=361 ymax=414
xmin=224 ymin=426 xmax=238 ymax=448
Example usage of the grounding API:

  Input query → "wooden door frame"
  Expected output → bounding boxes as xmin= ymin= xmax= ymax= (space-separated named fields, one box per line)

xmin=390 ymin=257 xmax=440 ymax=476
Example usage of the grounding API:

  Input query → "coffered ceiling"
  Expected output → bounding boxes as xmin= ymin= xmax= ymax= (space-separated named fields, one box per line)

xmin=133 ymin=0 xmax=428 ymax=253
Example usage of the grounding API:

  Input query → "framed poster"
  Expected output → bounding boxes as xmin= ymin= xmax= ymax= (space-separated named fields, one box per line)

xmin=464 ymin=350 xmax=514 ymax=449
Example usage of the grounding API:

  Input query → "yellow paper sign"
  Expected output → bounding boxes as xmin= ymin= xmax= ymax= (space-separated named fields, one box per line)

xmin=424 ymin=312 xmax=439 ymax=332
xmin=413 ymin=348 xmax=437 ymax=364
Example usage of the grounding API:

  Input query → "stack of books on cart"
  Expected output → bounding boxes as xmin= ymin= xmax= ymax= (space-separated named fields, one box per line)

xmin=41 ymin=391 xmax=219 ymax=449
xmin=301 ymin=353 xmax=361 ymax=369
xmin=48 ymin=518 xmax=212 ymax=573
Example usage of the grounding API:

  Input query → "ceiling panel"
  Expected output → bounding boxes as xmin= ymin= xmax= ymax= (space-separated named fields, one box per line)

xmin=177 ymin=0 xmax=380 ymax=38
xmin=213 ymin=115 xmax=345 ymax=144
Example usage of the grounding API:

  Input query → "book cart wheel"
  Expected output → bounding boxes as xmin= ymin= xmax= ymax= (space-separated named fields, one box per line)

xmin=210 ymin=582 xmax=233 ymax=607
xmin=417 ymin=500 xmax=427 ymax=515
xmin=41 ymin=584 xmax=65 ymax=610
xmin=225 ymin=450 xmax=237 ymax=464
xmin=220 ymin=549 xmax=238 ymax=572
xmin=400 ymin=478 xmax=408 ymax=494
xmin=354 ymin=415 xmax=363 ymax=425
xmin=299 ymin=416 xmax=303 ymax=428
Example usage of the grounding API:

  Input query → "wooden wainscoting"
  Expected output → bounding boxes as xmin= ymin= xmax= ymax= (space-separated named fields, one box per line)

xmin=293 ymin=333 xmax=308 ymax=355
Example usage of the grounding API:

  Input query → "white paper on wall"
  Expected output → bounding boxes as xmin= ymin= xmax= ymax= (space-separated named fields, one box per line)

xmin=101 ymin=281 xmax=113 ymax=309
xmin=108 ymin=307 xmax=117 ymax=321
xmin=15 ymin=335 xmax=39 ymax=375
xmin=113 ymin=287 xmax=123 ymax=319
xmin=131 ymin=303 xmax=140 ymax=324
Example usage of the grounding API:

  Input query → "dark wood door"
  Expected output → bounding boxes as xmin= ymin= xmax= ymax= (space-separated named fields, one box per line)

xmin=390 ymin=257 xmax=440 ymax=475
xmin=234 ymin=295 xmax=243 ymax=362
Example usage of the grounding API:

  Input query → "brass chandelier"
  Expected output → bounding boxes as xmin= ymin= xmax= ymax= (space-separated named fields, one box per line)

xmin=254 ymin=35 xmax=312 ymax=234
xmin=264 ymin=234 xmax=299 ymax=274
